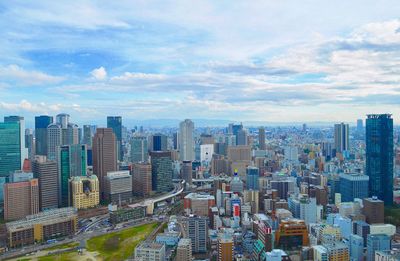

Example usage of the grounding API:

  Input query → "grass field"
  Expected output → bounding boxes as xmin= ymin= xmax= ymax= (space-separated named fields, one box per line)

xmin=86 ymin=222 xmax=159 ymax=261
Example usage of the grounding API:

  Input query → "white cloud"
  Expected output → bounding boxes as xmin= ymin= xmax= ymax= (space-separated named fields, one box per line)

xmin=0 ymin=65 xmax=64 ymax=85
xmin=90 ymin=67 xmax=107 ymax=80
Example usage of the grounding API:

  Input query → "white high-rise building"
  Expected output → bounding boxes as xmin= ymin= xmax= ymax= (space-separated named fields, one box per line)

xmin=47 ymin=114 xmax=79 ymax=160
xmin=179 ymin=119 xmax=194 ymax=161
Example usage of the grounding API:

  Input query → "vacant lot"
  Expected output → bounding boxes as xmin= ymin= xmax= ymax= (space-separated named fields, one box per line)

xmin=86 ymin=222 xmax=159 ymax=261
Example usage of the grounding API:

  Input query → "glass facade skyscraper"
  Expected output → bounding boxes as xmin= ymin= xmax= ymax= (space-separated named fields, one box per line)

xmin=366 ymin=114 xmax=393 ymax=205
xmin=0 ymin=121 xmax=21 ymax=202
xmin=35 ymin=115 xmax=53 ymax=156
xmin=246 ymin=166 xmax=259 ymax=190
xmin=339 ymin=173 xmax=369 ymax=202
xmin=58 ymin=144 xmax=87 ymax=207
xmin=150 ymin=151 xmax=173 ymax=193
xmin=107 ymin=116 xmax=123 ymax=161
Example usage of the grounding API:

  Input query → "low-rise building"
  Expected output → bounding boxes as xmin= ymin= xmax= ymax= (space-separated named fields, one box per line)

xmin=6 ymin=208 xmax=77 ymax=247
xmin=135 ymin=241 xmax=166 ymax=261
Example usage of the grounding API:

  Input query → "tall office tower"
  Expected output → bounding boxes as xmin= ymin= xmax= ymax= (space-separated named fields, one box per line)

xmin=82 ymin=125 xmax=93 ymax=146
xmin=362 ymin=197 xmax=384 ymax=224
xmin=69 ymin=175 xmax=99 ymax=209
xmin=58 ymin=144 xmax=87 ymax=207
xmin=349 ymin=234 xmax=364 ymax=261
xmin=47 ymin=123 xmax=62 ymax=160
xmin=181 ymin=161 xmax=193 ymax=185
xmin=366 ymin=114 xmax=393 ymax=205
xmin=179 ymin=119 xmax=195 ymax=161
xmin=92 ymin=128 xmax=117 ymax=200
xmin=173 ymin=132 xmax=179 ymax=150
xmin=186 ymin=216 xmax=208 ymax=253
xmin=246 ymin=166 xmax=259 ymax=190
xmin=132 ymin=163 xmax=152 ymax=196
xmin=35 ymin=115 xmax=53 ymax=156
xmin=339 ymin=173 xmax=369 ymax=202
xmin=32 ymin=156 xmax=59 ymax=210
xmin=25 ymin=129 xmax=35 ymax=159
xmin=176 ymin=238 xmax=192 ymax=261
xmin=104 ymin=171 xmax=132 ymax=203
xmin=236 ymin=129 xmax=248 ymax=146
xmin=367 ymin=234 xmax=390 ymax=261
xmin=56 ymin=113 xmax=78 ymax=145
xmin=130 ymin=136 xmax=148 ymax=163
xmin=150 ymin=151 xmax=173 ymax=193
xmin=259 ymin=127 xmax=266 ymax=150
xmin=334 ymin=123 xmax=349 ymax=153
xmin=357 ymin=119 xmax=363 ymax=132
xmin=0 ymin=121 xmax=21 ymax=176
xmin=271 ymin=179 xmax=295 ymax=200
xmin=218 ymin=236 xmax=234 ymax=261
xmin=47 ymin=114 xmax=79 ymax=160
xmin=107 ymin=116 xmax=123 ymax=161
xmin=4 ymin=178 xmax=39 ymax=221
xmin=150 ymin=133 xmax=168 ymax=151
xmin=4 ymin=116 xmax=28 ymax=167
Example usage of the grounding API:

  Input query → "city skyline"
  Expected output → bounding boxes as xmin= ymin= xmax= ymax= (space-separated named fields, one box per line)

xmin=0 ymin=1 xmax=400 ymax=122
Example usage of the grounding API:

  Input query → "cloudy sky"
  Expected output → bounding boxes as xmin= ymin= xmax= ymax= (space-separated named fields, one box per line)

xmin=1 ymin=1 xmax=400 ymax=125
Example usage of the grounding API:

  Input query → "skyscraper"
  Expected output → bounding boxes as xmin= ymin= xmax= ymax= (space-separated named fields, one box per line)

xmin=47 ymin=114 xmax=79 ymax=160
xmin=259 ymin=127 xmax=266 ymax=150
xmin=236 ymin=129 xmax=248 ymax=146
xmin=150 ymin=151 xmax=173 ymax=193
xmin=246 ymin=166 xmax=259 ymax=190
xmin=4 ymin=116 xmax=28 ymax=168
xmin=132 ymin=163 xmax=152 ymax=196
xmin=150 ymin=133 xmax=168 ymax=151
xmin=130 ymin=136 xmax=148 ymax=163
xmin=334 ymin=123 xmax=349 ymax=153
xmin=107 ymin=116 xmax=123 ymax=161
xmin=32 ymin=155 xmax=59 ymax=210
xmin=356 ymin=119 xmax=363 ymax=133
xmin=82 ymin=125 xmax=95 ymax=146
xmin=181 ymin=161 xmax=193 ymax=185
xmin=179 ymin=119 xmax=195 ymax=161
xmin=366 ymin=114 xmax=393 ymax=205
xmin=35 ymin=115 xmax=53 ymax=156
xmin=185 ymin=216 xmax=208 ymax=253
xmin=92 ymin=128 xmax=117 ymax=199
xmin=0 ymin=120 xmax=22 ymax=201
xmin=58 ymin=144 xmax=87 ymax=207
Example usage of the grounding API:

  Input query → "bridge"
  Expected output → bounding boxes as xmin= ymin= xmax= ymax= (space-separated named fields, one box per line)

xmin=140 ymin=180 xmax=185 ymax=214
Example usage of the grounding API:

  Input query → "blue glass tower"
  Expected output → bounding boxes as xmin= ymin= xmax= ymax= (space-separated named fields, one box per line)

xmin=339 ymin=173 xmax=369 ymax=202
xmin=366 ymin=114 xmax=393 ymax=205
xmin=107 ymin=116 xmax=123 ymax=161
xmin=246 ymin=166 xmax=259 ymax=190
xmin=35 ymin=115 xmax=53 ymax=155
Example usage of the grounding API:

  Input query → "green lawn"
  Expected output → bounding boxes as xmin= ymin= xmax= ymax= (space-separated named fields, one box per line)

xmin=86 ymin=222 xmax=158 ymax=261
xmin=385 ymin=205 xmax=400 ymax=227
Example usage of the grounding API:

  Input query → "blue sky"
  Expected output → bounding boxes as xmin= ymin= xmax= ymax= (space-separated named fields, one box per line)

xmin=1 ymin=1 xmax=400 ymax=125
